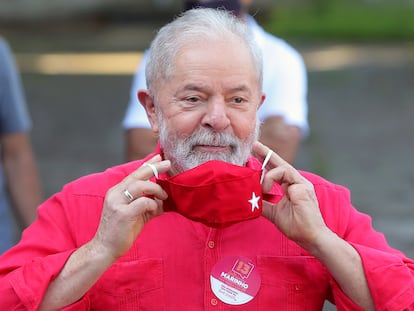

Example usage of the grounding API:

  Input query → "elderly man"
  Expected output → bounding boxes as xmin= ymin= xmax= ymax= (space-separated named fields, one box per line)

xmin=123 ymin=0 xmax=308 ymax=164
xmin=0 ymin=8 xmax=413 ymax=310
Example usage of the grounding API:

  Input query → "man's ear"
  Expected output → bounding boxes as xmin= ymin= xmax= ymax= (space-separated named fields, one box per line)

xmin=258 ymin=92 xmax=266 ymax=110
xmin=138 ymin=90 xmax=159 ymax=133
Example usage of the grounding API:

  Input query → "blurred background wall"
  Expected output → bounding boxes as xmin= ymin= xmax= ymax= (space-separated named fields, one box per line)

xmin=0 ymin=0 xmax=272 ymax=22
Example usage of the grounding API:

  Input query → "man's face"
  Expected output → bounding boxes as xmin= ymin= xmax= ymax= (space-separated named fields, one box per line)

xmin=152 ymin=37 xmax=264 ymax=174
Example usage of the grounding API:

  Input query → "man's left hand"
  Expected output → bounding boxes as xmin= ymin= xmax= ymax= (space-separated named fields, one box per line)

xmin=253 ymin=141 xmax=330 ymax=251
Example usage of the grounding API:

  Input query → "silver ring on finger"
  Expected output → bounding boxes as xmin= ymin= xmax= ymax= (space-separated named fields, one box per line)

xmin=123 ymin=189 xmax=134 ymax=202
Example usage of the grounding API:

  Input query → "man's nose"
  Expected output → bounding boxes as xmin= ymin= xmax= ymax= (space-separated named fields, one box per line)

xmin=201 ymin=98 xmax=231 ymax=131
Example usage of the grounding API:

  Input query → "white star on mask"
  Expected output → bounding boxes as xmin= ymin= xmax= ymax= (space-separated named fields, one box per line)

xmin=248 ymin=192 xmax=260 ymax=212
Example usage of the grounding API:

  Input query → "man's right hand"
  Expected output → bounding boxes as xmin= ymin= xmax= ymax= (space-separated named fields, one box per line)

xmin=93 ymin=154 xmax=171 ymax=260
xmin=39 ymin=155 xmax=170 ymax=310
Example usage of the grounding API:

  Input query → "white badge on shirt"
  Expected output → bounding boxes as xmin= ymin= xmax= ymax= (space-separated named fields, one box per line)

xmin=210 ymin=256 xmax=261 ymax=305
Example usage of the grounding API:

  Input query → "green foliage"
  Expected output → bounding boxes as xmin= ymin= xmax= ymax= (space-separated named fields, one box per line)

xmin=263 ymin=0 xmax=414 ymax=41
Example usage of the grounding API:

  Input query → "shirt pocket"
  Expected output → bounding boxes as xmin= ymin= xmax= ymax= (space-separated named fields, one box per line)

xmin=256 ymin=256 xmax=330 ymax=311
xmin=90 ymin=258 xmax=165 ymax=311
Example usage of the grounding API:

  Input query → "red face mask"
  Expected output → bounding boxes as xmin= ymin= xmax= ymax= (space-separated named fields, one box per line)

xmin=157 ymin=160 xmax=263 ymax=228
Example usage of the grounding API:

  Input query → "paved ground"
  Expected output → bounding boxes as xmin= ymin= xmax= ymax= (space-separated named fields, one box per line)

xmin=3 ymin=21 xmax=414 ymax=309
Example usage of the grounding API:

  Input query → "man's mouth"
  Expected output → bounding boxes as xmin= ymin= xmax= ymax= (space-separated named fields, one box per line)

xmin=193 ymin=145 xmax=232 ymax=153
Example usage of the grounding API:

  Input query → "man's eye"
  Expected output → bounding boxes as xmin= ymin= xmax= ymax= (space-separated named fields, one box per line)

xmin=233 ymin=97 xmax=245 ymax=104
xmin=186 ymin=96 xmax=200 ymax=103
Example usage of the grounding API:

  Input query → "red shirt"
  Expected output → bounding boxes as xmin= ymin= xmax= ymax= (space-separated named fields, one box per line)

xmin=0 ymin=153 xmax=413 ymax=310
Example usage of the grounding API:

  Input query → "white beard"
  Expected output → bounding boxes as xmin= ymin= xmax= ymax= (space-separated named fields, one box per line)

xmin=158 ymin=111 xmax=260 ymax=174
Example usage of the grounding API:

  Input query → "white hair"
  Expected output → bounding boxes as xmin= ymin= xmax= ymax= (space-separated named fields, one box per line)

xmin=145 ymin=7 xmax=263 ymax=98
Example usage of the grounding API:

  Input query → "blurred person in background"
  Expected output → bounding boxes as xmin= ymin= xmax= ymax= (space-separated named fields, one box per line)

xmin=122 ymin=0 xmax=308 ymax=164
xmin=0 ymin=36 xmax=43 ymax=253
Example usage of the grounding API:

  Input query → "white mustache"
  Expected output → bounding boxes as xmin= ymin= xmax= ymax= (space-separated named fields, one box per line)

xmin=186 ymin=129 xmax=238 ymax=149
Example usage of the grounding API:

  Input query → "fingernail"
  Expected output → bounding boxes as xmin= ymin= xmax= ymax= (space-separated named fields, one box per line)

xmin=151 ymin=154 xmax=161 ymax=161
xmin=159 ymin=160 xmax=171 ymax=168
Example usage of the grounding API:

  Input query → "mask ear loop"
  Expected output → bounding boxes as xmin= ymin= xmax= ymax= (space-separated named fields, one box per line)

xmin=143 ymin=162 xmax=159 ymax=179
xmin=260 ymin=149 xmax=273 ymax=184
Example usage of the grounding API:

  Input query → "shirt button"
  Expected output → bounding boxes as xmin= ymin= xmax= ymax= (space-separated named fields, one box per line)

xmin=208 ymin=241 xmax=215 ymax=249
xmin=211 ymin=298 xmax=218 ymax=306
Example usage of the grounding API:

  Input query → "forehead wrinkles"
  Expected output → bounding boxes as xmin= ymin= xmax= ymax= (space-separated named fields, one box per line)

xmin=154 ymin=38 xmax=259 ymax=101
xmin=173 ymin=35 xmax=249 ymax=66
xmin=175 ymin=40 xmax=256 ymax=78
